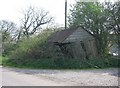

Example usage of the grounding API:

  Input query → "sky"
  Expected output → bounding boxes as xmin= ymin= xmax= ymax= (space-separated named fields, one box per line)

xmin=0 ymin=0 xmax=76 ymax=27
xmin=0 ymin=0 xmax=117 ymax=27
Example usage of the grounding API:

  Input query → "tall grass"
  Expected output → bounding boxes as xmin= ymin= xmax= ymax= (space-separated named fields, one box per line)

xmin=2 ymin=56 xmax=119 ymax=69
xmin=0 ymin=56 xmax=2 ymax=65
xmin=0 ymin=55 xmax=9 ymax=65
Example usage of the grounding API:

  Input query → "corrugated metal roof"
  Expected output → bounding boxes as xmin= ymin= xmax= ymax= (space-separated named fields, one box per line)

xmin=47 ymin=27 xmax=77 ymax=43
xmin=47 ymin=26 xmax=95 ymax=43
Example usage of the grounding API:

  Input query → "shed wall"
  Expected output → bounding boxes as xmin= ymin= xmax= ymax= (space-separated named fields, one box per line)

xmin=63 ymin=28 xmax=97 ymax=58
xmin=63 ymin=28 xmax=94 ymax=43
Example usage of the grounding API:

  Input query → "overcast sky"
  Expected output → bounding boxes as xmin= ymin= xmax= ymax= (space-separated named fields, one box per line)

xmin=0 ymin=0 xmax=117 ymax=27
xmin=0 ymin=0 xmax=76 ymax=27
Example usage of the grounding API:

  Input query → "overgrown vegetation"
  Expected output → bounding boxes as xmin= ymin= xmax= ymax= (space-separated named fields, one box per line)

xmin=9 ymin=30 xmax=53 ymax=60
xmin=2 ymin=56 xmax=119 ymax=69
xmin=0 ymin=56 xmax=2 ymax=65
xmin=1 ymin=29 xmax=119 ymax=69
xmin=0 ymin=1 xmax=119 ymax=69
xmin=0 ymin=56 xmax=8 ymax=65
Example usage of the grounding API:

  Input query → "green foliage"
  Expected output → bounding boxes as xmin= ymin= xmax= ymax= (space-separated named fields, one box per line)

xmin=68 ymin=1 xmax=119 ymax=57
xmin=2 ymin=56 xmax=119 ymax=69
xmin=0 ymin=56 xmax=2 ymax=65
xmin=106 ymin=1 xmax=120 ymax=48
xmin=2 ymin=42 xmax=17 ymax=56
xmin=0 ymin=56 xmax=9 ymax=65
xmin=9 ymin=30 xmax=53 ymax=60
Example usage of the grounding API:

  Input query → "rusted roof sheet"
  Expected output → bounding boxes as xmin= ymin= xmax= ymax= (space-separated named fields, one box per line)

xmin=47 ymin=27 xmax=77 ymax=43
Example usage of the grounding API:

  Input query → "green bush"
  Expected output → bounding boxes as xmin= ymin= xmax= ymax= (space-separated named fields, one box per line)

xmin=0 ymin=55 xmax=9 ymax=65
xmin=3 ymin=56 xmax=119 ymax=69
xmin=9 ymin=31 xmax=52 ymax=60
xmin=2 ymin=42 xmax=17 ymax=56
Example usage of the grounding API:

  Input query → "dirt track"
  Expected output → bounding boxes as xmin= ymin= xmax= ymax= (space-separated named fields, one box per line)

xmin=1 ymin=67 xmax=119 ymax=86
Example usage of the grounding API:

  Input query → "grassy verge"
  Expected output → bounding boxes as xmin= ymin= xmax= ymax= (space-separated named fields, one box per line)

xmin=0 ymin=56 xmax=9 ymax=65
xmin=1 ymin=56 xmax=120 ymax=69
xmin=0 ymin=56 xmax=2 ymax=65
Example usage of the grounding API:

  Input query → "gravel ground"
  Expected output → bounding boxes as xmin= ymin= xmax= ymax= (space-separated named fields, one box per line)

xmin=2 ymin=67 xmax=119 ymax=86
xmin=35 ymin=68 xmax=119 ymax=86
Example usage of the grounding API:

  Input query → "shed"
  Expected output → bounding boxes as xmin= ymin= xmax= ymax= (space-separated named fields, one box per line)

xmin=47 ymin=27 xmax=98 ymax=59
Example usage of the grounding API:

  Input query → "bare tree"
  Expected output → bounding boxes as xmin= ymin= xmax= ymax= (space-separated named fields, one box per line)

xmin=21 ymin=6 xmax=53 ymax=38
xmin=0 ymin=20 xmax=17 ymax=42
